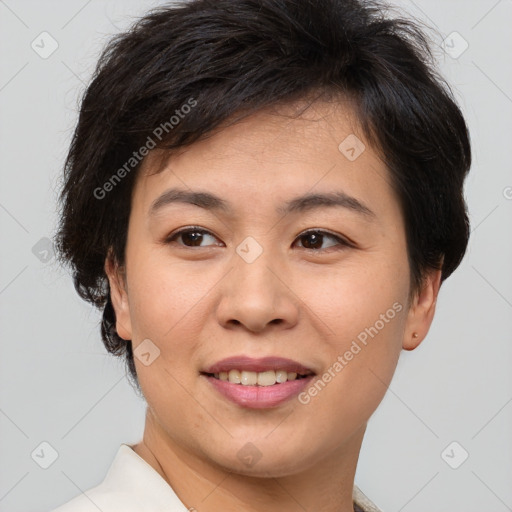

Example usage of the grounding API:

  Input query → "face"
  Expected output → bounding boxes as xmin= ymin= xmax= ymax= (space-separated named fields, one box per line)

xmin=106 ymin=99 xmax=440 ymax=478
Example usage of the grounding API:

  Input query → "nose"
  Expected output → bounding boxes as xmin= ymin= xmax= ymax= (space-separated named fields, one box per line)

xmin=215 ymin=247 xmax=300 ymax=333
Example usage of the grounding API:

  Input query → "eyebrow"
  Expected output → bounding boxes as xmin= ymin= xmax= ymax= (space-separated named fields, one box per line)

xmin=149 ymin=187 xmax=375 ymax=219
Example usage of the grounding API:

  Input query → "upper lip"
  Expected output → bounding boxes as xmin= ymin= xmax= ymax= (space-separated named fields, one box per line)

xmin=202 ymin=356 xmax=315 ymax=375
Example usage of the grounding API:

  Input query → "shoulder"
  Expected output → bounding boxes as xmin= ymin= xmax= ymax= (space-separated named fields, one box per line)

xmin=49 ymin=489 xmax=139 ymax=512
xmin=353 ymin=485 xmax=382 ymax=512
xmin=49 ymin=444 xmax=189 ymax=512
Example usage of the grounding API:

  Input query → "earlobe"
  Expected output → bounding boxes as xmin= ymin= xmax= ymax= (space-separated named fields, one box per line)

xmin=403 ymin=268 xmax=442 ymax=351
xmin=404 ymin=331 xmax=421 ymax=351
xmin=104 ymin=252 xmax=132 ymax=340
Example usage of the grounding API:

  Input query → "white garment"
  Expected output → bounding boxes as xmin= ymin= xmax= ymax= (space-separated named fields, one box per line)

xmin=50 ymin=444 xmax=190 ymax=512
xmin=50 ymin=444 xmax=381 ymax=512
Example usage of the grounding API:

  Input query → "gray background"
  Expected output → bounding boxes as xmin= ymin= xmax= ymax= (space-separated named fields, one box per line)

xmin=0 ymin=1 xmax=511 ymax=511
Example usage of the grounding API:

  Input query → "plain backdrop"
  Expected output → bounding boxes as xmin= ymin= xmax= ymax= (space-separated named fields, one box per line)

xmin=0 ymin=1 xmax=511 ymax=511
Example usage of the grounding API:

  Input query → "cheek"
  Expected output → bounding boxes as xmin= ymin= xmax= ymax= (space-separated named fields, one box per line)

xmin=292 ymin=314 xmax=405 ymax=462
xmin=303 ymin=252 xmax=408 ymax=341
xmin=126 ymin=255 xmax=213 ymax=428
xmin=296 ymin=256 xmax=408 ymax=419
xmin=128 ymin=247 xmax=200 ymax=320
xmin=125 ymin=251 xmax=217 ymax=368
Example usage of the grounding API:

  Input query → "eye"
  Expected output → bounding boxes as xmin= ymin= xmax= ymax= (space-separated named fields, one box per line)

xmin=165 ymin=227 xmax=221 ymax=248
xmin=294 ymin=230 xmax=352 ymax=251
xmin=164 ymin=227 xmax=352 ymax=251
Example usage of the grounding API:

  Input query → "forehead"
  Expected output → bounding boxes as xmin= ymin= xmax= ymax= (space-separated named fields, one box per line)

xmin=139 ymin=98 xmax=362 ymax=174
xmin=132 ymin=99 xmax=399 ymax=223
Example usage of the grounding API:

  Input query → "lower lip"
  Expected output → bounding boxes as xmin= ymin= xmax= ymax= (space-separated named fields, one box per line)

xmin=202 ymin=374 xmax=315 ymax=409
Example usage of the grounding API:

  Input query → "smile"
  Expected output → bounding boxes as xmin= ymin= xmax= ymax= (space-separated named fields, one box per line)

xmin=201 ymin=372 xmax=315 ymax=409
xmin=203 ymin=369 xmax=311 ymax=386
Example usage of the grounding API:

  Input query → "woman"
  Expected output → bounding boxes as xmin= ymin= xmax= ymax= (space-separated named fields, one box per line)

xmin=52 ymin=0 xmax=471 ymax=510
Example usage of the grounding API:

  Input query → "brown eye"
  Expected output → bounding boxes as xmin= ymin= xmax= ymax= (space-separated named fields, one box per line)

xmin=295 ymin=230 xmax=350 ymax=251
xmin=166 ymin=228 xmax=219 ymax=247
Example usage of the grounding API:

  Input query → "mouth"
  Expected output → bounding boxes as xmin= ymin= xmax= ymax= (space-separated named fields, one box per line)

xmin=200 ymin=355 xmax=316 ymax=409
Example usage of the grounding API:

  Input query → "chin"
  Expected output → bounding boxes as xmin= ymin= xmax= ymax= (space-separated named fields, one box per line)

xmin=227 ymin=456 xmax=312 ymax=479
xmin=205 ymin=439 xmax=320 ymax=479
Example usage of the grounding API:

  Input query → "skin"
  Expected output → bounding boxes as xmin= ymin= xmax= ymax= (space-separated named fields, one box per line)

xmin=105 ymin=98 xmax=441 ymax=512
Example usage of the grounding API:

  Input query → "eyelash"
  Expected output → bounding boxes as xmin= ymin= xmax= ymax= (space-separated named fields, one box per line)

xmin=164 ymin=226 xmax=354 ymax=252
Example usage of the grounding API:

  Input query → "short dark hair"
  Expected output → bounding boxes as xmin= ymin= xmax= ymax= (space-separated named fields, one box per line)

xmin=54 ymin=0 xmax=471 ymax=391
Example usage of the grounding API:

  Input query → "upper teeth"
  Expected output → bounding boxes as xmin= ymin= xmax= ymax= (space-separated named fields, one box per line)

xmin=213 ymin=369 xmax=303 ymax=386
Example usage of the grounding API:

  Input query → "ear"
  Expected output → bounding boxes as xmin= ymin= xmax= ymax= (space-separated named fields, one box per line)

xmin=104 ymin=250 xmax=132 ymax=341
xmin=403 ymin=266 xmax=443 ymax=351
